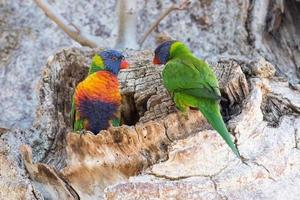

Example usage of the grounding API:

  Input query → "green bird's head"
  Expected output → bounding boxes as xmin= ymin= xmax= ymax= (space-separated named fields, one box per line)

xmin=153 ymin=40 xmax=191 ymax=65
xmin=90 ymin=50 xmax=129 ymax=75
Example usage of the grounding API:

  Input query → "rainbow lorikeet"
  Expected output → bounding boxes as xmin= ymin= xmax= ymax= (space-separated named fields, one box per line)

xmin=71 ymin=50 xmax=129 ymax=134
xmin=153 ymin=41 xmax=240 ymax=157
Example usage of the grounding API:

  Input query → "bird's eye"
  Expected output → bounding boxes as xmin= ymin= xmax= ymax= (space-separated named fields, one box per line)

xmin=112 ymin=56 xmax=117 ymax=61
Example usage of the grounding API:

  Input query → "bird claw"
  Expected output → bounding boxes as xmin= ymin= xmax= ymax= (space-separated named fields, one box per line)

xmin=79 ymin=130 xmax=85 ymax=138
xmin=182 ymin=112 xmax=189 ymax=120
xmin=178 ymin=112 xmax=189 ymax=122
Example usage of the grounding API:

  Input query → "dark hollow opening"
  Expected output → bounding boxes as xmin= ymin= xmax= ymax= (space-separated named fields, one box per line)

xmin=220 ymin=91 xmax=243 ymax=123
xmin=121 ymin=92 xmax=140 ymax=126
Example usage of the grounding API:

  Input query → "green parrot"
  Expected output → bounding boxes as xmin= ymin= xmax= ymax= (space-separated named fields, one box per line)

xmin=152 ymin=40 xmax=240 ymax=157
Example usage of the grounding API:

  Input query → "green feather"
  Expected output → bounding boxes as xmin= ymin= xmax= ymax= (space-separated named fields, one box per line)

xmin=74 ymin=118 xmax=84 ymax=131
xmin=162 ymin=41 xmax=240 ymax=157
xmin=89 ymin=54 xmax=105 ymax=74
xmin=70 ymin=96 xmax=76 ymax=128
xmin=88 ymin=64 xmax=104 ymax=75
xmin=198 ymin=99 xmax=240 ymax=157
xmin=162 ymin=59 xmax=222 ymax=101
xmin=111 ymin=118 xmax=120 ymax=127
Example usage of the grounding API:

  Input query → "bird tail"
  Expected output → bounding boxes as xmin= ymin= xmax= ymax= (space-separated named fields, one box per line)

xmin=198 ymin=99 xmax=240 ymax=158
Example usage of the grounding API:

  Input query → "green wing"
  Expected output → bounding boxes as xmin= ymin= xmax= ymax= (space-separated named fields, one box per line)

xmin=70 ymin=95 xmax=84 ymax=131
xmin=111 ymin=118 xmax=120 ymax=127
xmin=163 ymin=58 xmax=222 ymax=100
xmin=70 ymin=96 xmax=75 ymax=126
xmin=175 ymin=87 xmax=223 ymax=101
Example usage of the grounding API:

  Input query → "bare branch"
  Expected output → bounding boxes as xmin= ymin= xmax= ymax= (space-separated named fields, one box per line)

xmin=33 ymin=0 xmax=102 ymax=48
xmin=115 ymin=0 xmax=139 ymax=49
xmin=139 ymin=0 xmax=191 ymax=46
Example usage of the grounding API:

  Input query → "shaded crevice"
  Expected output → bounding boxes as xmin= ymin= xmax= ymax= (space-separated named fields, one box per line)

xmin=58 ymin=174 xmax=81 ymax=200
xmin=162 ymin=121 xmax=173 ymax=143
xmin=121 ymin=92 xmax=140 ymax=126
xmin=147 ymin=172 xmax=228 ymax=200
xmin=245 ymin=0 xmax=255 ymax=47
xmin=31 ymin=187 xmax=40 ymax=200
xmin=216 ymin=59 xmax=250 ymax=122
xmin=262 ymin=0 xmax=300 ymax=81
xmin=147 ymin=172 xmax=210 ymax=181
xmin=209 ymin=176 xmax=228 ymax=200
xmin=252 ymin=161 xmax=276 ymax=181
xmin=242 ymin=158 xmax=276 ymax=181
xmin=220 ymin=95 xmax=242 ymax=122
xmin=293 ymin=127 xmax=299 ymax=149
xmin=148 ymin=160 xmax=231 ymax=182
xmin=139 ymin=149 xmax=154 ymax=167
xmin=232 ymin=132 xmax=241 ymax=156
xmin=262 ymin=94 xmax=300 ymax=127
xmin=229 ymin=121 xmax=244 ymax=154
xmin=264 ymin=0 xmax=284 ymax=36
xmin=133 ymin=125 xmax=141 ymax=143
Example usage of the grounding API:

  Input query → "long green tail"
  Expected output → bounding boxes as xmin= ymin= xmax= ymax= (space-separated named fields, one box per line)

xmin=198 ymin=99 xmax=240 ymax=157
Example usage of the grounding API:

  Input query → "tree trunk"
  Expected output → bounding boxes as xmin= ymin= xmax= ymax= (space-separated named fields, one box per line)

xmin=0 ymin=0 xmax=300 ymax=200
xmin=0 ymin=47 xmax=298 ymax=199
xmin=114 ymin=0 xmax=139 ymax=49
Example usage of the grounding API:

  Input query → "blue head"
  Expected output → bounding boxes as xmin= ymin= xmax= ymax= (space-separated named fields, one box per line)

xmin=153 ymin=40 xmax=177 ymax=65
xmin=99 ymin=50 xmax=129 ymax=75
xmin=153 ymin=40 xmax=191 ymax=65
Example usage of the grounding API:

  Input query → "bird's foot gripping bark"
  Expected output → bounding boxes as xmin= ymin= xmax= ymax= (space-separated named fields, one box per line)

xmin=78 ymin=130 xmax=86 ymax=137
xmin=177 ymin=110 xmax=190 ymax=121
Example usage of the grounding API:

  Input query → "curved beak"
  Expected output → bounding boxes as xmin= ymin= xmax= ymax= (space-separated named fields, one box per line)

xmin=120 ymin=59 xmax=129 ymax=69
xmin=152 ymin=56 xmax=160 ymax=65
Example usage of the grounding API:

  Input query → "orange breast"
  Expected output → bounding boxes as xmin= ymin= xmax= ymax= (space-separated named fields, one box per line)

xmin=74 ymin=71 xmax=121 ymax=105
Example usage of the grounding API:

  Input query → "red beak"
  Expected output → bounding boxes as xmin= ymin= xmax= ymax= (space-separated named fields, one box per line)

xmin=152 ymin=56 xmax=160 ymax=65
xmin=120 ymin=59 xmax=129 ymax=69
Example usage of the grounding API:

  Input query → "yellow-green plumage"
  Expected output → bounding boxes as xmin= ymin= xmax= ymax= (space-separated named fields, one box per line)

xmin=157 ymin=41 xmax=240 ymax=157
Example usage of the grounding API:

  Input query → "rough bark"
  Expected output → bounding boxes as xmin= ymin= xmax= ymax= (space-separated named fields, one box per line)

xmin=249 ymin=0 xmax=300 ymax=82
xmin=1 ymin=47 xmax=299 ymax=199
xmin=0 ymin=0 xmax=300 ymax=199
xmin=104 ymin=62 xmax=300 ymax=200
xmin=1 ymin=0 xmax=300 ymax=129
xmin=0 ymin=140 xmax=39 ymax=200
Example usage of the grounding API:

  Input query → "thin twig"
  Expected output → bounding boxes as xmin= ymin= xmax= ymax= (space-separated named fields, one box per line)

xmin=33 ymin=0 xmax=102 ymax=48
xmin=139 ymin=0 xmax=191 ymax=46
xmin=115 ymin=0 xmax=139 ymax=49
